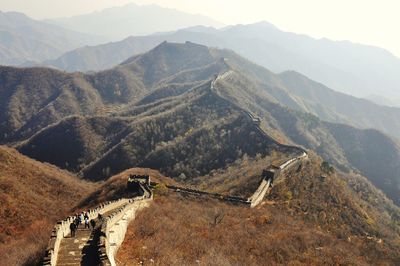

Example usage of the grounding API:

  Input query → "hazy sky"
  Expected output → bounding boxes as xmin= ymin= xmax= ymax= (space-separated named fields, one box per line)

xmin=1 ymin=0 xmax=400 ymax=57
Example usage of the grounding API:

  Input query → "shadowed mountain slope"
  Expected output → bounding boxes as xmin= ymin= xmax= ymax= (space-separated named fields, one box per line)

xmin=41 ymin=31 xmax=224 ymax=72
xmin=20 ymin=80 xmax=295 ymax=181
xmin=41 ymin=22 xmax=400 ymax=107
xmin=0 ymin=66 xmax=103 ymax=142
xmin=212 ymin=68 xmax=400 ymax=205
xmin=2 ymin=41 xmax=399 ymax=205
xmin=39 ymin=29 xmax=400 ymax=140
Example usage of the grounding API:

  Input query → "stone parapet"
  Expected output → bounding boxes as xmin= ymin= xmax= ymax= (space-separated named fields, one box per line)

xmin=99 ymin=197 xmax=152 ymax=266
xmin=42 ymin=198 xmax=130 ymax=266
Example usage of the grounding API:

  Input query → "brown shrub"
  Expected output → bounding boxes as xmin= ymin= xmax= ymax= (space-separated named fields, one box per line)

xmin=0 ymin=146 xmax=97 ymax=265
xmin=116 ymin=158 xmax=400 ymax=266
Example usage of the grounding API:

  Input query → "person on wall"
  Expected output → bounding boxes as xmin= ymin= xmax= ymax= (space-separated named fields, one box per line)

xmin=70 ymin=222 xmax=77 ymax=237
xmin=90 ymin=219 xmax=96 ymax=230
xmin=84 ymin=217 xmax=90 ymax=229
xmin=75 ymin=216 xmax=81 ymax=228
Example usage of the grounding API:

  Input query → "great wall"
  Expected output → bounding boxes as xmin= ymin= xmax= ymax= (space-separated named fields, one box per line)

xmin=164 ymin=150 xmax=306 ymax=207
xmin=42 ymin=154 xmax=307 ymax=265
xmin=42 ymin=184 xmax=152 ymax=266
xmin=42 ymin=72 xmax=308 ymax=265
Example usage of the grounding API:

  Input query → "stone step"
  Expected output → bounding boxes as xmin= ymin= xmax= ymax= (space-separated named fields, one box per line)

xmin=58 ymin=256 xmax=82 ymax=260
xmin=58 ymin=260 xmax=82 ymax=263
xmin=57 ymin=259 xmax=82 ymax=262
xmin=56 ymin=209 xmax=117 ymax=265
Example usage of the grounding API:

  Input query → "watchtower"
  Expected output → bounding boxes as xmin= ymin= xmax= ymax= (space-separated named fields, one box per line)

xmin=127 ymin=174 xmax=151 ymax=195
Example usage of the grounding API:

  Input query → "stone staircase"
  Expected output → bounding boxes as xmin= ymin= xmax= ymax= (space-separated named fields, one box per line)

xmin=43 ymin=193 xmax=153 ymax=266
xmin=56 ymin=227 xmax=95 ymax=265
xmin=56 ymin=210 xmax=116 ymax=266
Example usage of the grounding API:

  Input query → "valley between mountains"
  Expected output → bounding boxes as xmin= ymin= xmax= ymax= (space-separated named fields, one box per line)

xmin=0 ymin=41 xmax=400 ymax=265
xmin=1 ymin=41 xmax=399 ymax=205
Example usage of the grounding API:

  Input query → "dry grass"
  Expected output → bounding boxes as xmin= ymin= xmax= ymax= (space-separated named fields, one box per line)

xmin=116 ymin=157 xmax=400 ymax=266
xmin=117 ymin=194 xmax=398 ymax=266
xmin=189 ymin=151 xmax=286 ymax=198
xmin=77 ymin=167 xmax=176 ymax=209
xmin=0 ymin=146 xmax=97 ymax=265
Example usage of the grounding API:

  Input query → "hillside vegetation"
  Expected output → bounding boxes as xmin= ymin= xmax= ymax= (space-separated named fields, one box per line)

xmin=0 ymin=146 xmax=97 ymax=265
xmin=38 ymin=27 xmax=400 ymax=140
xmin=39 ymin=22 xmax=400 ymax=109
xmin=1 ymin=41 xmax=399 ymax=205
xmin=212 ymin=68 xmax=400 ymax=205
xmin=77 ymin=167 xmax=176 ymax=208
xmin=116 ymin=156 xmax=400 ymax=265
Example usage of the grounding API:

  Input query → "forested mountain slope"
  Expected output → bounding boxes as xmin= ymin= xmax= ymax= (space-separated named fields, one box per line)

xmin=1 ymin=42 xmax=399 ymax=205
xmin=41 ymin=22 xmax=400 ymax=108
xmin=40 ymin=30 xmax=400 ymax=140
xmin=212 ymin=68 xmax=400 ymax=205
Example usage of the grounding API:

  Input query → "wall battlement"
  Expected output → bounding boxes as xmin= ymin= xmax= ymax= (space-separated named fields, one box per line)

xmin=99 ymin=196 xmax=152 ymax=266
xmin=42 ymin=180 xmax=153 ymax=266
xmin=42 ymin=198 xmax=131 ymax=266
xmin=165 ymin=151 xmax=306 ymax=208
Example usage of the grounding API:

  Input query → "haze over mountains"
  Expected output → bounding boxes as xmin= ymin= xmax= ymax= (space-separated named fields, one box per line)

xmin=1 ymin=4 xmax=400 ymax=265
xmin=0 ymin=11 xmax=103 ymax=65
xmin=3 ymin=4 xmax=400 ymax=108
xmin=46 ymin=3 xmax=223 ymax=41
xmin=0 ymin=4 xmax=222 ymax=67
xmin=41 ymin=22 xmax=400 ymax=108
xmin=39 ymin=32 xmax=400 ymax=142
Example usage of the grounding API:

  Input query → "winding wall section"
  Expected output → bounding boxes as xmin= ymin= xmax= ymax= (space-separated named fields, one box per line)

xmin=43 ymin=70 xmax=308 ymax=265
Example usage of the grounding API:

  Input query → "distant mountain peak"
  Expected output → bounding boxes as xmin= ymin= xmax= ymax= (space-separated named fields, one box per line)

xmin=180 ymin=25 xmax=218 ymax=34
xmin=150 ymin=40 xmax=209 ymax=53
xmin=0 ymin=10 xmax=30 ymax=20
xmin=47 ymin=3 xmax=223 ymax=40
xmin=251 ymin=21 xmax=279 ymax=29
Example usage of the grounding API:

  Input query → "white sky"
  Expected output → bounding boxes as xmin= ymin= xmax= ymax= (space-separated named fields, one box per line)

xmin=1 ymin=0 xmax=400 ymax=57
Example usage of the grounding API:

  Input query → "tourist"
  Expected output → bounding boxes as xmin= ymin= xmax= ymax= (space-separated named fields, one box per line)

xmin=90 ymin=219 xmax=96 ymax=230
xmin=75 ymin=216 xmax=81 ymax=228
xmin=70 ymin=222 xmax=76 ymax=237
xmin=84 ymin=217 xmax=90 ymax=229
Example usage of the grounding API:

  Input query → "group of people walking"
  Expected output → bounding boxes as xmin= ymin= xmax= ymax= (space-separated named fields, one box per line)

xmin=69 ymin=212 xmax=98 ymax=237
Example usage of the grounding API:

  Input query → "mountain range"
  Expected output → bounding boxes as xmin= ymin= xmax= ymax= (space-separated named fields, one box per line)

xmin=0 ymin=11 xmax=104 ymax=65
xmin=1 ymin=5 xmax=400 ymax=266
xmin=1 ymin=42 xmax=398 ymax=205
xmin=40 ymin=22 xmax=400 ymax=108
xmin=4 ymin=6 xmax=400 ymax=109
xmin=36 ymin=25 xmax=400 ymax=143
xmin=46 ymin=3 xmax=223 ymax=41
